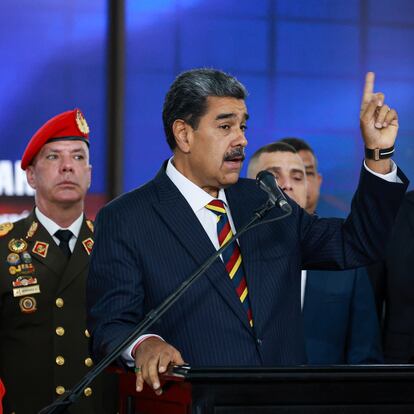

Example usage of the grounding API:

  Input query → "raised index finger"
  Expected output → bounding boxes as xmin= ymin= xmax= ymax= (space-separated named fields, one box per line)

xmin=361 ymin=72 xmax=375 ymax=106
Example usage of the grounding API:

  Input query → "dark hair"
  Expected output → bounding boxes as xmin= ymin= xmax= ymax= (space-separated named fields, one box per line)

xmin=279 ymin=137 xmax=318 ymax=169
xmin=250 ymin=141 xmax=297 ymax=162
xmin=162 ymin=68 xmax=248 ymax=150
xmin=247 ymin=142 xmax=297 ymax=178
xmin=279 ymin=137 xmax=314 ymax=154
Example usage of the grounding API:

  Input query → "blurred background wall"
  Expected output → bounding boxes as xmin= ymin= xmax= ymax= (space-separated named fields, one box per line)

xmin=1 ymin=0 xmax=413 ymax=221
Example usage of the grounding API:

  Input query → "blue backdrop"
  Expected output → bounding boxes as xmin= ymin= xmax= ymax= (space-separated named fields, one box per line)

xmin=1 ymin=0 xmax=413 ymax=217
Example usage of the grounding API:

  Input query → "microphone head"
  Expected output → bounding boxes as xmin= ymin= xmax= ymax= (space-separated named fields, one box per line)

xmin=279 ymin=199 xmax=292 ymax=213
xmin=256 ymin=170 xmax=292 ymax=214
xmin=256 ymin=170 xmax=277 ymax=190
xmin=256 ymin=170 xmax=278 ymax=204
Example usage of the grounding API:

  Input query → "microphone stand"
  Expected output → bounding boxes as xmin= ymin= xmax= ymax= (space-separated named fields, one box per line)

xmin=39 ymin=199 xmax=290 ymax=414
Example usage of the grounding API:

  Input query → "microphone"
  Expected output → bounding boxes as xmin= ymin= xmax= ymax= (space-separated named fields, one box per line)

xmin=256 ymin=170 xmax=292 ymax=213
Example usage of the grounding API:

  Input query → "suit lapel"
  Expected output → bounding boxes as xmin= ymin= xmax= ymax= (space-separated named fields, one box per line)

xmin=57 ymin=217 xmax=92 ymax=293
xmin=152 ymin=167 xmax=254 ymax=334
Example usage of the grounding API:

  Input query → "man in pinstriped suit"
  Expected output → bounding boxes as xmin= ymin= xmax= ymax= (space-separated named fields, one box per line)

xmin=87 ymin=69 xmax=408 ymax=394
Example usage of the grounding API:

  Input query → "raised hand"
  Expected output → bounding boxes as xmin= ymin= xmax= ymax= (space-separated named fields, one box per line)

xmin=360 ymin=72 xmax=398 ymax=172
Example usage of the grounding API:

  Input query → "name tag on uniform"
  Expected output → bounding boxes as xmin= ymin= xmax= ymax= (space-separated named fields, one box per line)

xmin=13 ymin=285 xmax=40 ymax=297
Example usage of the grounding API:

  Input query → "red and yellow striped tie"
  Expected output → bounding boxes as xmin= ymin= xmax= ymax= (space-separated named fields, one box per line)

xmin=205 ymin=199 xmax=253 ymax=327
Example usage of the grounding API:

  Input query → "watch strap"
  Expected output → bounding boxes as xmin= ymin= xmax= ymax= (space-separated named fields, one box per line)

xmin=364 ymin=145 xmax=395 ymax=161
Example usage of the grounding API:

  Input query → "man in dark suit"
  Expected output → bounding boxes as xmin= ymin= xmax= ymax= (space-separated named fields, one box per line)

xmin=248 ymin=141 xmax=382 ymax=364
xmin=0 ymin=110 xmax=117 ymax=413
xmin=87 ymin=69 xmax=407 ymax=394
xmin=368 ymin=191 xmax=414 ymax=363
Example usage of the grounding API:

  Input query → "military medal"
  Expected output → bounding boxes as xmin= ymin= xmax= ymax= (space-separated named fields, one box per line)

xmin=9 ymin=263 xmax=34 ymax=276
xmin=82 ymin=238 xmax=94 ymax=255
xmin=20 ymin=251 xmax=32 ymax=264
xmin=20 ymin=263 xmax=35 ymax=275
xmin=13 ymin=276 xmax=37 ymax=288
xmin=7 ymin=253 xmax=20 ymax=265
xmin=19 ymin=296 xmax=37 ymax=313
xmin=32 ymin=241 xmax=49 ymax=258
xmin=0 ymin=222 xmax=13 ymax=237
xmin=26 ymin=222 xmax=38 ymax=239
xmin=9 ymin=265 xmax=20 ymax=275
xmin=8 ymin=238 xmax=28 ymax=253
xmin=86 ymin=220 xmax=94 ymax=233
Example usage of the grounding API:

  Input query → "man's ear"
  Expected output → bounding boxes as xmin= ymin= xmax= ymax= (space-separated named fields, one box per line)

xmin=317 ymin=173 xmax=323 ymax=187
xmin=172 ymin=119 xmax=193 ymax=153
xmin=87 ymin=165 xmax=92 ymax=189
xmin=25 ymin=167 xmax=36 ymax=190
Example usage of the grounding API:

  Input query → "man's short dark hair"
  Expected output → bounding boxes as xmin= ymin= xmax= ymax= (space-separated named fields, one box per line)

xmin=250 ymin=141 xmax=297 ymax=161
xmin=247 ymin=141 xmax=297 ymax=178
xmin=279 ymin=137 xmax=318 ymax=169
xmin=162 ymin=68 xmax=248 ymax=150
xmin=279 ymin=137 xmax=314 ymax=154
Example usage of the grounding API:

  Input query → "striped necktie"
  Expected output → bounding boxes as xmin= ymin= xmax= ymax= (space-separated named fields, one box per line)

xmin=205 ymin=199 xmax=253 ymax=327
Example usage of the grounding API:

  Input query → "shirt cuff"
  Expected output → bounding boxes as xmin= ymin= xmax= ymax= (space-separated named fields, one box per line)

xmin=121 ymin=334 xmax=164 ymax=367
xmin=363 ymin=160 xmax=401 ymax=184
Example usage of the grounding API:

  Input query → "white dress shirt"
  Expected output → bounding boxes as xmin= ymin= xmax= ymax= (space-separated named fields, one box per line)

xmin=364 ymin=159 xmax=400 ymax=183
xmin=301 ymin=270 xmax=307 ymax=310
xmin=35 ymin=207 xmax=83 ymax=252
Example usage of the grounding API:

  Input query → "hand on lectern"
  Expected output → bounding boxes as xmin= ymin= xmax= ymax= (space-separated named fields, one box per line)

xmin=134 ymin=337 xmax=185 ymax=395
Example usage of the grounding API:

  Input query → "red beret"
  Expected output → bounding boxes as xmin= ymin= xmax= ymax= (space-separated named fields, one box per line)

xmin=21 ymin=108 xmax=90 ymax=170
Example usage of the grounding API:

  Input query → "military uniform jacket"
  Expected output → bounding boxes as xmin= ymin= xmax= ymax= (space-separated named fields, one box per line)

xmin=0 ymin=211 xmax=115 ymax=414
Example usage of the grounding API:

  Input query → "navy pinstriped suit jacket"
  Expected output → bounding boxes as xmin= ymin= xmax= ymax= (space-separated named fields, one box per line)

xmin=87 ymin=162 xmax=408 ymax=367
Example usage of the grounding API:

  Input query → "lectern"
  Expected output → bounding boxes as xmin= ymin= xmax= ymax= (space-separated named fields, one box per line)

xmin=117 ymin=365 xmax=414 ymax=413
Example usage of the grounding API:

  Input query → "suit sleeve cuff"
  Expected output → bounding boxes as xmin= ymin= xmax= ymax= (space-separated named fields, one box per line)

xmin=363 ymin=160 xmax=401 ymax=183
xmin=121 ymin=334 xmax=164 ymax=367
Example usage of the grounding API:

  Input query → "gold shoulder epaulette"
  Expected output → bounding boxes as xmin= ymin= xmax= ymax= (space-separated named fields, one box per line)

xmin=0 ymin=222 xmax=14 ymax=237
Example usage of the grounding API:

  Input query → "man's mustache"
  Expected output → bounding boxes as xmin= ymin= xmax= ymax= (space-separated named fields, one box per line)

xmin=224 ymin=147 xmax=245 ymax=162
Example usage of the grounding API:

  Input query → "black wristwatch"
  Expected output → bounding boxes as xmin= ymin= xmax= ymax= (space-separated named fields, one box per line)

xmin=364 ymin=145 xmax=395 ymax=161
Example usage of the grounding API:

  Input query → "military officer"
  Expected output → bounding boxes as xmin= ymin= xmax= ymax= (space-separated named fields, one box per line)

xmin=0 ymin=110 xmax=117 ymax=413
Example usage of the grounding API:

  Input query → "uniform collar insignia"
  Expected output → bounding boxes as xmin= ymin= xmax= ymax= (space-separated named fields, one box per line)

xmin=32 ymin=241 xmax=49 ymax=258
xmin=82 ymin=238 xmax=94 ymax=255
